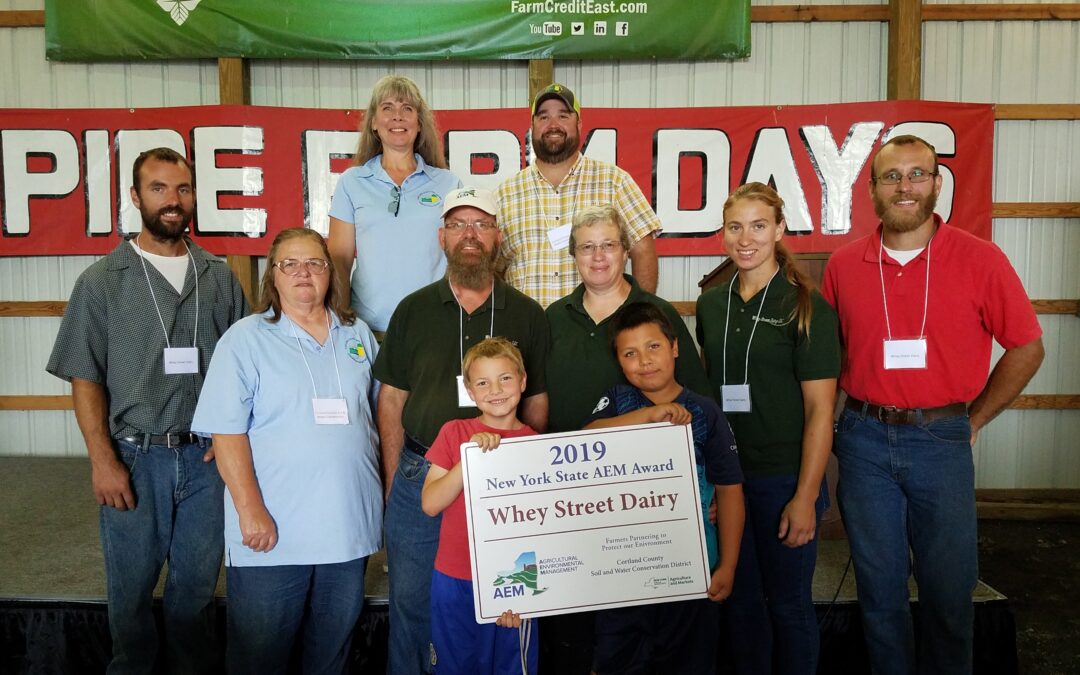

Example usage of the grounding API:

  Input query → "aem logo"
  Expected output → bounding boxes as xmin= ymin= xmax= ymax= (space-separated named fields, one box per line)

xmin=493 ymin=584 xmax=526 ymax=599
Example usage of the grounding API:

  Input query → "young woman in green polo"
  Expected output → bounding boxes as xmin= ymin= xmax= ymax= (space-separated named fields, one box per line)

xmin=696 ymin=182 xmax=841 ymax=675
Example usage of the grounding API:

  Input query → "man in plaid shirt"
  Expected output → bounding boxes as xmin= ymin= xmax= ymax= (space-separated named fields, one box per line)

xmin=496 ymin=83 xmax=662 ymax=308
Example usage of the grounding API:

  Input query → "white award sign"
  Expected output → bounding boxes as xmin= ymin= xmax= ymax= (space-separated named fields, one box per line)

xmin=461 ymin=422 xmax=710 ymax=623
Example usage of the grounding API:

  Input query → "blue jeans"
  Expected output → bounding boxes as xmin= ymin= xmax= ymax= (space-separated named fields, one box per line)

xmin=100 ymin=437 xmax=224 ymax=675
xmin=725 ymin=474 xmax=826 ymax=675
xmin=225 ymin=557 xmax=368 ymax=674
xmin=385 ymin=447 xmax=442 ymax=674
xmin=835 ymin=409 xmax=977 ymax=675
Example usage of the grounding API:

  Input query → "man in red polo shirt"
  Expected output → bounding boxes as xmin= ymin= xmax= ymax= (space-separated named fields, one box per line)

xmin=822 ymin=134 xmax=1043 ymax=675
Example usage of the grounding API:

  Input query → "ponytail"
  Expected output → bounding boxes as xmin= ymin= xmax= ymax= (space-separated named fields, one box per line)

xmin=774 ymin=241 xmax=814 ymax=336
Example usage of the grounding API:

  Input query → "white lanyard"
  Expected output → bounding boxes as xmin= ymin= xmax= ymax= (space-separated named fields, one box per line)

xmin=449 ymin=280 xmax=495 ymax=408
xmin=531 ymin=156 xmax=582 ymax=251
xmin=878 ymin=232 xmax=932 ymax=340
xmin=530 ymin=154 xmax=583 ymax=220
xmin=722 ymin=267 xmax=779 ymax=385
xmin=287 ymin=310 xmax=345 ymax=401
xmin=136 ymin=233 xmax=198 ymax=350
xmin=449 ymin=280 xmax=496 ymax=367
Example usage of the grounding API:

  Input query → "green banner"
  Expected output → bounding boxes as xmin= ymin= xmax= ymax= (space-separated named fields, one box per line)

xmin=45 ymin=0 xmax=750 ymax=61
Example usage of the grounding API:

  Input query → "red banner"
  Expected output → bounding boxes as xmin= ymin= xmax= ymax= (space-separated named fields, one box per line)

xmin=0 ymin=101 xmax=992 ymax=257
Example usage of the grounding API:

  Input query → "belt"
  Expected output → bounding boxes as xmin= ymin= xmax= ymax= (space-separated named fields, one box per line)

xmin=845 ymin=397 xmax=967 ymax=426
xmin=403 ymin=435 xmax=430 ymax=457
xmin=120 ymin=432 xmax=202 ymax=448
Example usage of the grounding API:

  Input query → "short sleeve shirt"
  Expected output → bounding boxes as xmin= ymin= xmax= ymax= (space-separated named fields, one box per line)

xmin=373 ymin=278 xmax=549 ymax=447
xmin=329 ymin=154 xmax=461 ymax=331
xmin=584 ymin=385 xmax=742 ymax=487
xmin=696 ymin=273 xmax=840 ymax=476
xmin=822 ymin=219 xmax=1042 ymax=408
xmin=584 ymin=384 xmax=742 ymax=571
xmin=545 ymin=275 xmax=714 ymax=433
xmin=427 ymin=418 xmax=538 ymax=580
xmin=46 ymin=238 xmax=248 ymax=437
xmin=496 ymin=154 xmax=662 ymax=307
xmin=191 ymin=310 xmax=383 ymax=567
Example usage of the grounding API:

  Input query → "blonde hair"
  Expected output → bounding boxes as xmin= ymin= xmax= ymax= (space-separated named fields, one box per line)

xmin=354 ymin=75 xmax=447 ymax=168
xmin=462 ymin=337 xmax=525 ymax=385
xmin=568 ymin=204 xmax=632 ymax=256
xmin=723 ymin=182 xmax=815 ymax=336
xmin=255 ymin=228 xmax=357 ymax=325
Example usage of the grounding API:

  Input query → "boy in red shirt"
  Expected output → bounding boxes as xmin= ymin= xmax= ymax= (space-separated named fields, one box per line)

xmin=421 ymin=337 xmax=539 ymax=674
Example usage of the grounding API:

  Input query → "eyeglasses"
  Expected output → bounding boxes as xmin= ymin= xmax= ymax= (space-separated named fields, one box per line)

xmin=388 ymin=186 xmax=400 ymax=216
xmin=874 ymin=169 xmax=938 ymax=185
xmin=444 ymin=220 xmax=499 ymax=232
xmin=575 ymin=240 xmax=622 ymax=256
xmin=273 ymin=258 xmax=330 ymax=276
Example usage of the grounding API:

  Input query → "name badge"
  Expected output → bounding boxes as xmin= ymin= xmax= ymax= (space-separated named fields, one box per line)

xmin=721 ymin=384 xmax=752 ymax=412
xmin=312 ymin=398 xmax=350 ymax=425
xmin=883 ymin=338 xmax=928 ymax=370
xmin=546 ymin=223 xmax=572 ymax=251
xmin=456 ymin=375 xmax=477 ymax=409
xmin=163 ymin=347 xmax=199 ymax=375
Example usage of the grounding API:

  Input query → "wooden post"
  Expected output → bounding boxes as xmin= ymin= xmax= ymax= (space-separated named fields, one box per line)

xmin=217 ymin=57 xmax=259 ymax=305
xmin=888 ymin=0 xmax=922 ymax=99
xmin=217 ymin=57 xmax=250 ymax=105
xmin=528 ymin=60 xmax=555 ymax=99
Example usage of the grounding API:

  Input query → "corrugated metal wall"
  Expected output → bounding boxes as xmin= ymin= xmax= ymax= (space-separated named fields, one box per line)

xmin=1 ymin=1 xmax=1077 ymax=488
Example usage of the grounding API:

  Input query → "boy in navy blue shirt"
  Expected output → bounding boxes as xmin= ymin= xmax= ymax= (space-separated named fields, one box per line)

xmin=584 ymin=301 xmax=745 ymax=675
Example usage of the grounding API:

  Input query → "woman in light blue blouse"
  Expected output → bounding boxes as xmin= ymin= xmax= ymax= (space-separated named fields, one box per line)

xmin=192 ymin=228 xmax=382 ymax=674
xmin=328 ymin=75 xmax=461 ymax=332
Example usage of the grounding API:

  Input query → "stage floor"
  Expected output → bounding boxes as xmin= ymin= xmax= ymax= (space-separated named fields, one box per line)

xmin=0 ymin=456 xmax=1006 ymax=606
xmin=1 ymin=457 xmax=1022 ymax=674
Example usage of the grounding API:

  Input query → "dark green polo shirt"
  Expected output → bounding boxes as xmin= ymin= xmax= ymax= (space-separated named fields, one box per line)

xmin=696 ymin=273 xmax=840 ymax=476
xmin=545 ymin=275 xmax=714 ymax=433
xmin=373 ymin=277 xmax=548 ymax=447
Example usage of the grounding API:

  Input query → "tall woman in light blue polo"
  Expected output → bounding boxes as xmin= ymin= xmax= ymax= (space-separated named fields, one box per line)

xmin=192 ymin=228 xmax=382 ymax=674
xmin=328 ymin=74 xmax=462 ymax=333
xmin=696 ymin=183 xmax=840 ymax=675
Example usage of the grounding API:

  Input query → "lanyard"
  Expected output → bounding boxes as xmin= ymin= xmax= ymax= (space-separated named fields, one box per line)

xmin=878 ymin=232 xmax=932 ymax=340
xmin=449 ymin=280 xmax=496 ymax=369
xmin=722 ymin=267 xmax=779 ymax=386
xmin=287 ymin=310 xmax=345 ymax=400
xmin=135 ymin=234 xmax=198 ymax=350
xmin=530 ymin=154 xmax=582 ymax=225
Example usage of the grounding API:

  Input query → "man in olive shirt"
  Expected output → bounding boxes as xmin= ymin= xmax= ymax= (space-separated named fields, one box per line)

xmin=47 ymin=148 xmax=248 ymax=674
xmin=373 ymin=187 xmax=549 ymax=674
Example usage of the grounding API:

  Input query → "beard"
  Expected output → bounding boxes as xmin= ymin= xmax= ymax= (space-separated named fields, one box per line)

xmin=445 ymin=239 xmax=499 ymax=289
xmin=873 ymin=187 xmax=938 ymax=234
xmin=532 ymin=128 xmax=579 ymax=164
xmin=140 ymin=204 xmax=193 ymax=241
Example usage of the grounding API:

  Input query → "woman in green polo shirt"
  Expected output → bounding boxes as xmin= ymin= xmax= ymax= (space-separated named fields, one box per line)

xmin=545 ymin=204 xmax=712 ymax=434
xmin=696 ymin=182 xmax=840 ymax=675
xmin=542 ymin=204 xmax=713 ymax=670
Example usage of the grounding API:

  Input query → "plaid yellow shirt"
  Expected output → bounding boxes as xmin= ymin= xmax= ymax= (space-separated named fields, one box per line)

xmin=496 ymin=154 xmax=662 ymax=308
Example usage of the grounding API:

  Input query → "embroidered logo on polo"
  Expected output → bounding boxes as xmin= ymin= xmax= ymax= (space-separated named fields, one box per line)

xmin=346 ymin=339 xmax=367 ymax=363
xmin=157 ymin=0 xmax=201 ymax=26
xmin=418 ymin=192 xmax=442 ymax=207
xmin=753 ymin=315 xmax=793 ymax=327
